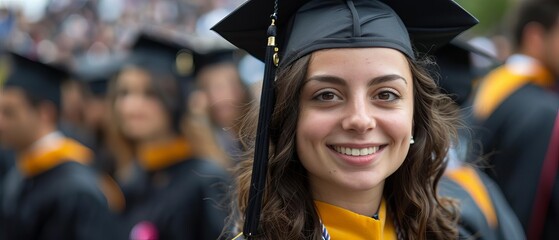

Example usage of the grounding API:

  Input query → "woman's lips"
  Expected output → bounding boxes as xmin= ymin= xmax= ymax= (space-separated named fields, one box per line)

xmin=328 ymin=144 xmax=386 ymax=166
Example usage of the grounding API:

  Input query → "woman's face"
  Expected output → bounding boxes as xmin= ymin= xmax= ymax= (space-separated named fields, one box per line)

xmin=296 ymin=48 xmax=414 ymax=197
xmin=114 ymin=68 xmax=171 ymax=141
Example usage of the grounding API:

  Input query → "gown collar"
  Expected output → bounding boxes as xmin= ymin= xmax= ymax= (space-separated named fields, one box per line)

xmin=314 ymin=198 xmax=397 ymax=240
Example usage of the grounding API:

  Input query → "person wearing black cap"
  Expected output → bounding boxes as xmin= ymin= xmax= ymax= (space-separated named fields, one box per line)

xmin=470 ymin=1 xmax=559 ymax=239
xmin=72 ymin=57 xmax=128 ymax=213
xmin=106 ymin=32 xmax=230 ymax=240
xmin=213 ymin=0 xmax=478 ymax=239
xmin=74 ymin=56 xmax=125 ymax=173
xmin=431 ymin=41 xmax=525 ymax=240
xmin=194 ymin=49 xmax=252 ymax=164
xmin=0 ymin=52 xmax=114 ymax=240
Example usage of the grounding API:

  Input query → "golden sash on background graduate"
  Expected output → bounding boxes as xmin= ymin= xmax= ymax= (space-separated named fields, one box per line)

xmin=0 ymin=52 xmax=115 ymax=240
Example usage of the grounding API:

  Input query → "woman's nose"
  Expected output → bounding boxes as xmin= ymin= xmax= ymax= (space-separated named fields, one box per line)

xmin=341 ymin=97 xmax=375 ymax=134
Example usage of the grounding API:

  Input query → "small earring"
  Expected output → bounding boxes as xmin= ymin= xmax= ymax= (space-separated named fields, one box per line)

xmin=410 ymin=136 xmax=415 ymax=145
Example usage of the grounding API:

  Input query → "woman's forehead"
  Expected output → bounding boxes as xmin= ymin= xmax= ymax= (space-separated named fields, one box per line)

xmin=307 ymin=48 xmax=412 ymax=79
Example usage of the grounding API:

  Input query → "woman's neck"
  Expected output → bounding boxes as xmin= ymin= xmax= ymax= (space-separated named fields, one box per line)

xmin=136 ymin=132 xmax=177 ymax=151
xmin=310 ymin=178 xmax=384 ymax=217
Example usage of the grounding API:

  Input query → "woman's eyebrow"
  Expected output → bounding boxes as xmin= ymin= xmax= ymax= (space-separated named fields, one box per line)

xmin=368 ymin=74 xmax=407 ymax=87
xmin=304 ymin=74 xmax=407 ymax=86
xmin=304 ymin=75 xmax=345 ymax=85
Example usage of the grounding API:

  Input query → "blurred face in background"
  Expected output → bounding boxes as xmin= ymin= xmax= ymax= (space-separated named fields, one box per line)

xmin=197 ymin=63 xmax=247 ymax=129
xmin=542 ymin=17 xmax=559 ymax=77
xmin=113 ymin=67 xmax=172 ymax=142
xmin=522 ymin=15 xmax=559 ymax=77
xmin=0 ymin=88 xmax=42 ymax=151
xmin=61 ymin=80 xmax=86 ymax=125
xmin=83 ymin=95 xmax=107 ymax=131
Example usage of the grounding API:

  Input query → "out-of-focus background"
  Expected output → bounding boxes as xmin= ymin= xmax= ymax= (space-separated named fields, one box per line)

xmin=0 ymin=0 xmax=524 ymax=67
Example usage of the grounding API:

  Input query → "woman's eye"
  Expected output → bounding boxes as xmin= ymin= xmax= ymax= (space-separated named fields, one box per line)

xmin=314 ymin=91 xmax=340 ymax=101
xmin=375 ymin=91 xmax=399 ymax=101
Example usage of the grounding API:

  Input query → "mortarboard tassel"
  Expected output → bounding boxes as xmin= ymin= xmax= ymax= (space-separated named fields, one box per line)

xmin=243 ymin=2 xmax=280 ymax=238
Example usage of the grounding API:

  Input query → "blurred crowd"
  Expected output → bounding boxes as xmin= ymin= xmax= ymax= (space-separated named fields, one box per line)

xmin=0 ymin=0 xmax=245 ymax=64
xmin=0 ymin=0 xmax=557 ymax=239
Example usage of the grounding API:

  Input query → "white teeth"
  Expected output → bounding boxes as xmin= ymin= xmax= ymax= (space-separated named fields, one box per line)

xmin=360 ymin=148 xmax=367 ymax=155
xmin=333 ymin=146 xmax=381 ymax=156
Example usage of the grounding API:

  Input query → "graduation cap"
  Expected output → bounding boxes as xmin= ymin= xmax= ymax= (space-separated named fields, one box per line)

xmin=194 ymin=48 xmax=237 ymax=77
xmin=212 ymin=0 xmax=477 ymax=237
xmin=213 ymin=0 xmax=479 ymax=66
xmin=129 ymin=32 xmax=196 ymax=78
xmin=4 ymin=52 xmax=68 ymax=110
xmin=74 ymin=55 xmax=126 ymax=97
xmin=433 ymin=39 xmax=500 ymax=106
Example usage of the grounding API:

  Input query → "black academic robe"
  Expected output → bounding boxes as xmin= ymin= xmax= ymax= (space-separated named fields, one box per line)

xmin=472 ymin=83 xmax=559 ymax=239
xmin=1 ymin=161 xmax=115 ymax=240
xmin=0 ymin=148 xmax=14 ymax=239
xmin=117 ymin=158 xmax=231 ymax=240
xmin=439 ymin=167 xmax=525 ymax=240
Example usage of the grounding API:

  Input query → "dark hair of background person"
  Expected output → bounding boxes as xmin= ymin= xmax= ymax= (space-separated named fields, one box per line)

xmin=512 ymin=0 xmax=559 ymax=48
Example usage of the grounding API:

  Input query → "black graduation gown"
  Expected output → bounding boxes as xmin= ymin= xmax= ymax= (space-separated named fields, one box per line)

xmin=118 ymin=158 xmax=231 ymax=240
xmin=440 ymin=166 xmax=525 ymax=240
xmin=473 ymin=81 xmax=559 ymax=239
xmin=1 ymin=161 xmax=115 ymax=240
xmin=0 ymin=148 xmax=15 ymax=239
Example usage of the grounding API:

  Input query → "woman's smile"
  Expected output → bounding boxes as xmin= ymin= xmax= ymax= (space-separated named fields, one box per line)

xmin=327 ymin=144 xmax=387 ymax=166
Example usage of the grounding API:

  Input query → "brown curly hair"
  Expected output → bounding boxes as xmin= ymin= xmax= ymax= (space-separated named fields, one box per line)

xmin=232 ymin=52 xmax=460 ymax=239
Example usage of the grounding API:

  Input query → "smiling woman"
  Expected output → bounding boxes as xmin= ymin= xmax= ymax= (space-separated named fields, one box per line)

xmin=297 ymin=48 xmax=414 ymax=217
xmin=213 ymin=0 xmax=478 ymax=239
xmin=233 ymin=48 xmax=463 ymax=240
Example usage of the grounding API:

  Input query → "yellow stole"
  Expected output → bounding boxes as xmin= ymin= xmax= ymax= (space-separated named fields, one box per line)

xmin=446 ymin=166 xmax=498 ymax=228
xmin=473 ymin=56 xmax=555 ymax=120
xmin=18 ymin=137 xmax=92 ymax=177
xmin=315 ymin=199 xmax=397 ymax=240
xmin=137 ymin=137 xmax=193 ymax=171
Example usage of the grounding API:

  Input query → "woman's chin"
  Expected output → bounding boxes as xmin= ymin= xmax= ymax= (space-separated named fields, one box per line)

xmin=334 ymin=173 xmax=385 ymax=192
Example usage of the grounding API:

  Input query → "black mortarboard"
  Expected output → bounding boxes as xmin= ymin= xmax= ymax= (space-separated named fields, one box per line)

xmin=194 ymin=48 xmax=244 ymax=76
xmin=212 ymin=0 xmax=477 ymax=237
xmin=433 ymin=39 xmax=500 ymax=106
xmin=129 ymin=32 xmax=196 ymax=78
xmin=74 ymin=56 xmax=125 ymax=97
xmin=4 ymin=52 xmax=67 ymax=109
xmin=213 ymin=0 xmax=478 ymax=66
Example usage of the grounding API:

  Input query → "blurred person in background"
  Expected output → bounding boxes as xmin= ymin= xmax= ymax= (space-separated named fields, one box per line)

xmin=0 ymin=52 xmax=114 ymax=240
xmin=58 ymin=78 xmax=91 ymax=145
xmin=72 ymin=58 xmax=130 ymax=214
xmin=74 ymin=55 xmax=125 ymax=177
xmin=0 ymin=50 xmax=15 ymax=240
xmin=194 ymin=49 xmax=252 ymax=164
xmin=433 ymin=40 xmax=525 ymax=240
xmin=107 ymin=32 xmax=230 ymax=240
xmin=471 ymin=0 xmax=559 ymax=239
